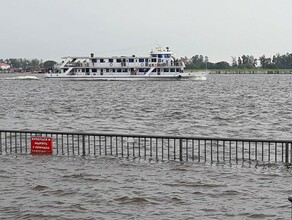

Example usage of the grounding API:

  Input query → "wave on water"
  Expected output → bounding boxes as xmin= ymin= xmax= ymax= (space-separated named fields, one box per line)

xmin=1 ymin=76 xmax=40 ymax=80
xmin=192 ymin=75 xmax=207 ymax=81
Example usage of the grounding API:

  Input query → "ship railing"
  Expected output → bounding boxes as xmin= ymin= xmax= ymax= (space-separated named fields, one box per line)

xmin=63 ymin=63 xmax=89 ymax=67
xmin=145 ymin=63 xmax=181 ymax=67
xmin=0 ymin=130 xmax=291 ymax=164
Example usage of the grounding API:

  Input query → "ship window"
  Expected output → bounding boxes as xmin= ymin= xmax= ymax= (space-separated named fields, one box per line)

xmin=82 ymin=69 xmax=85 ymax=72
xmin=164 ymin=68 xmax=169 ymax=72
xmin=152 ymin=69 xmax=156 ymax=72
xmin=139 ymin=59 xmax=144 ymax=62
xmin=151 ymin=59 xmax=156 ymax=62
xmin=129 ymin=59 xmax=134 ymax=62
xmin=170 ymin=69 xmax=175 ymax=72
xmin=123 ymin=69 xmax=128 ymax=72
xmin=92 ymin=59 xmax=97 ymax=63
xmin=117 ymin=69 xmax=121 ymax=72
xmin=176 ymin=68 xmax=181 ymax=72
xmin=116 ymin=59 xmax=121 ymax=63
xmin=158 ymin=54 xmax=163 ymax=58
xmin=165 ymin=54 xmax=171 ymax=58
xmin=106 ymin=69 xmax=109 ymax=72
xmin=158 ymin=59 xmax=162 ymax=62
xmin=92 ymin=69 xmax=97 ymax=72
xmin=100 ymin=59 xmax=105 ymax=63
xmin=112 ymin=69 xmax=115 ymax=73
xmin=138 ymin=69 xmax=144 ymax=72
xmin=152 ymin=54 xmax=157 ymax=57
xmin=109 ymin=59 xmax=114 ymax=62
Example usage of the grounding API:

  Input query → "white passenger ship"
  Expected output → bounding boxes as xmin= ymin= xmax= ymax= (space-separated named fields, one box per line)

xmin=45 ymin=47 xmax=207 ymax=80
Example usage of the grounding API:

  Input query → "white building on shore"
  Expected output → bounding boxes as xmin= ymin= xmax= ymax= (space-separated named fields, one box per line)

xmin=0 ymin=62 xmax=10 ymax=70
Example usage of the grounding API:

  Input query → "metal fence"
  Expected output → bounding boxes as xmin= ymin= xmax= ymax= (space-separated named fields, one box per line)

xmin=0 ymin=130 xmax=291 ymax=164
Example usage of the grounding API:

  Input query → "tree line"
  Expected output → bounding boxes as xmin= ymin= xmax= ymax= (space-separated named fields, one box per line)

xmin=0 ymin=58 xmax=56 ymax=71
xmin=183 ymin=53 xmax=292 ymax=69
xmin=2 ymin=53 xmax=292 ymax=71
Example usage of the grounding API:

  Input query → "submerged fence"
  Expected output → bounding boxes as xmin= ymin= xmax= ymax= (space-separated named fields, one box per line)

xmin=0 ymin=130 xmax=291 ymax=164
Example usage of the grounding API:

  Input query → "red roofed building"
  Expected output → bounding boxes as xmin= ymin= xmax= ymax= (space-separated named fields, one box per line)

xmin=0 ymin=62 xmax=10 ymax=70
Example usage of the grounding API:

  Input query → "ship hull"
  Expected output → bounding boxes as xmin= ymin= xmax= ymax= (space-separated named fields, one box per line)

xmin=44 ymin=72 xmax=207 ymax=81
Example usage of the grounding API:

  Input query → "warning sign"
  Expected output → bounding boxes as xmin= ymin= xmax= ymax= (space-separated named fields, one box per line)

xmin=31 ymin=136 xmax=53 ymax=154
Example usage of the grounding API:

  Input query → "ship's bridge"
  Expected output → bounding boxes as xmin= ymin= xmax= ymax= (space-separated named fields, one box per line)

xmin=150 ymin=47 xmax=174 ymax=58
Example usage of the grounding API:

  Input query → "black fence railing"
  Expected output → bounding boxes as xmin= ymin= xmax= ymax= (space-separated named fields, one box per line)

xmin=0 ymin=130 xmax=291 ymax=164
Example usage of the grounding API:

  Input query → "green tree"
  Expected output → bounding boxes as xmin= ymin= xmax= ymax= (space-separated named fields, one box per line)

xmin=237 ymin=57 xmax=242 ymax=65
xmin=231 ymin=57 xmax=237 ymax=67
xmin=43 ymin=60 xmax=57 ymax=68
xmin=259 ymin=55 xmax=274 ymax=69
xmin=237 ymin=55 xmax=257 ymax=69
xmin=214 ymin=61 xmax=230 ymax=69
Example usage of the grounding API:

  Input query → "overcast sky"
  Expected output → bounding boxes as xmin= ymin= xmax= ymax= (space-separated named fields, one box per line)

xmin=1 ymin=0 xmax=292 ymax=63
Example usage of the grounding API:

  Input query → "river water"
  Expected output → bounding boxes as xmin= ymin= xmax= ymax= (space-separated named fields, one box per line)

xmin=0 ymin=73 xmax=292 ymax=219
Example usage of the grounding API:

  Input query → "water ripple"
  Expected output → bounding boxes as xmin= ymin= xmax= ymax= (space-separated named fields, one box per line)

xmin=1 ymin=74 xmax=292 ymax=219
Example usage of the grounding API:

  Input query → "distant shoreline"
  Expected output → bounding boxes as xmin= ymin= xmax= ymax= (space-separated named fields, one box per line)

xmin=187 ymin=70 xmax=292 ymax=74
xmin=210 ymin=71 xmax=292 ymax=74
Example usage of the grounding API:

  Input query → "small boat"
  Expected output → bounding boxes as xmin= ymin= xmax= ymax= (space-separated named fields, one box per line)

xmin=45 ymin=47 xmax=208 ymax=81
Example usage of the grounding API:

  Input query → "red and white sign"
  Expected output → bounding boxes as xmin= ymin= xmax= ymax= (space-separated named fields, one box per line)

xmin=31 ymin=136 xmax=53 ymax=154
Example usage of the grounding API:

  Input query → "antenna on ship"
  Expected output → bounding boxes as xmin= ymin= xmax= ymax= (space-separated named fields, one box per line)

xmin=155 ymin=41 xmax=162 ymax=49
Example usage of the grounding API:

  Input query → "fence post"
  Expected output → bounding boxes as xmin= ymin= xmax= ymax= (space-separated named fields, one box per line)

xmin=285 ymin=142 xmax=289 ymax=163
xmin=290 ymin=143 xmax=292 ymax=164
xmin=0 ymin=132 xmax=2 ymax=155
xmin=179 ymin=139 xmax=183 ymax=161
xmin=82 ymin=135 xmax=86 ymax=156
